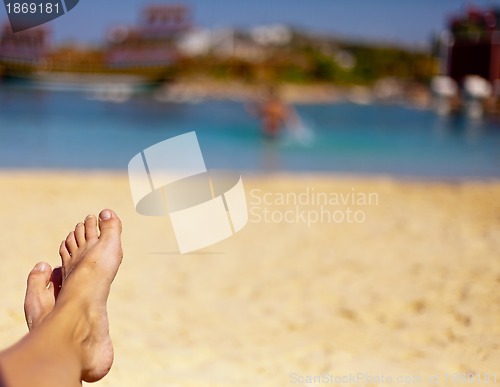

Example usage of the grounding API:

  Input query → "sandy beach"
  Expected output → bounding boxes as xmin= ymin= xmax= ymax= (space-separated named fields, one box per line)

xmin=0 ymin=171 xmax=498 ymax=386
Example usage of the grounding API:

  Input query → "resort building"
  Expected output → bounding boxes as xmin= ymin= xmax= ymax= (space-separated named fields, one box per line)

xmin=105 ymin=4 xmax=192 ymax=68
xmin=434 ymin=6 xmax=500 ymax=116
xmin=0 ymin=23 xmax=50 ymax=65
xmin=442 ymin=6 xmax=500 ymax=86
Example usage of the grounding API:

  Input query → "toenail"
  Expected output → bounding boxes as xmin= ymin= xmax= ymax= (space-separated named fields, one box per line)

xmin=100 ymin=209 xmax=111 ymax=220
xmin=34 ymin=262 xmax=48 ymax=272
xmin=85 ymin=214 xmax=94 ymax=220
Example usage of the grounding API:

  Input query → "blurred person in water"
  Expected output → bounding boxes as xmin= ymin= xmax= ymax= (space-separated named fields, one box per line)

xmin=248 ymin=85 xmax=299 ymax=140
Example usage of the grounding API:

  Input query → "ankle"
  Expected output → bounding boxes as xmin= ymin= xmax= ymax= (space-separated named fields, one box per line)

xmin=51 ymin=298 xmax=92 ymax=350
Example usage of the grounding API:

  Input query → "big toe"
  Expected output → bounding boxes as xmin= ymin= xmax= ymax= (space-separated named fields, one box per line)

xmin=98 ymin=209 xmax=122 ymax=240
xmin=24 ymin=262 xmax=56 ymax=330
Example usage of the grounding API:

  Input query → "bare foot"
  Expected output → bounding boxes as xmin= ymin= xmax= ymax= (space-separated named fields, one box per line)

xmin=57 ymin=209 xmax=123 ymax=382
xmin=23 ymin=210 xmax=122 ymax=382
xmin=29 ymin=209 xmax=122 ymax=383
xmin=24 ymin=263 xmax=62 ymax=330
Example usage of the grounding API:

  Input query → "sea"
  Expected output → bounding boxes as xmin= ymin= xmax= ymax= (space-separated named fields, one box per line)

xmin=1 ymin=84 xmax=499 ymax=179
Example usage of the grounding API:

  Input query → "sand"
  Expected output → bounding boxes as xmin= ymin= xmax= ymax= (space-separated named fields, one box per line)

xmin=0 ymin=171 xmax=499 ymax=386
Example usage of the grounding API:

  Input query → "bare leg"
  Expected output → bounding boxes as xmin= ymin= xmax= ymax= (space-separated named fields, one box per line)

xmin=0 ymin=209 xmax=122 ymax=387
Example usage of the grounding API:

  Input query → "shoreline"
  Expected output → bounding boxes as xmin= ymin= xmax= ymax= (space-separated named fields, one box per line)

xmin=14 ymin=72 xmax=500 ymax=117
xmin=154 ymin=78 xmax=432 ymax=108
xmin=1 ymin=77 xmax=431 ymax=107
xmin=0 ymin=168 xmax=498 ymax=183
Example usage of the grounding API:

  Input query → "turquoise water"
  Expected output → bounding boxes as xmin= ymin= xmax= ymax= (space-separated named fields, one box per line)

xmin=1 ymin=85 xmax=499 ymax=178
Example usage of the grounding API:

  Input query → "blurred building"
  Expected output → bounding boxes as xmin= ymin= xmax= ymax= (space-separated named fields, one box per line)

xmin=0 ymin=4 xmax=192 ymax=83
xmin=442 ymin=6 xmax=500 ymax=85
xmin=432 ymin=6 xmax=500 ymax=117
xmin=178 ymin=25 xmax=292 ymax=62
xmin=249 ymin=25 xmax=292 ymax=46
xmin=140 ymin=4 xmax=192 ymax=39
xmin=105 ymin=4 xmax=192 ymax=68
xmin=0 ymin=23 xmax=50 ymax=70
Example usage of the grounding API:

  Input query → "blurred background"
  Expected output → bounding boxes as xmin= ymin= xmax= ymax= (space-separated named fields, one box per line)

xmin=0 ymin=0 xmax=499 ymax=176
xmin=0 ymin=2 xmax=499 ymax=386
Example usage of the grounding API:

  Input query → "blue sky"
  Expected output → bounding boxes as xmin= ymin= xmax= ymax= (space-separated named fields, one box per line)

xmin=3 ymin=0 xmax=500 ymax=46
